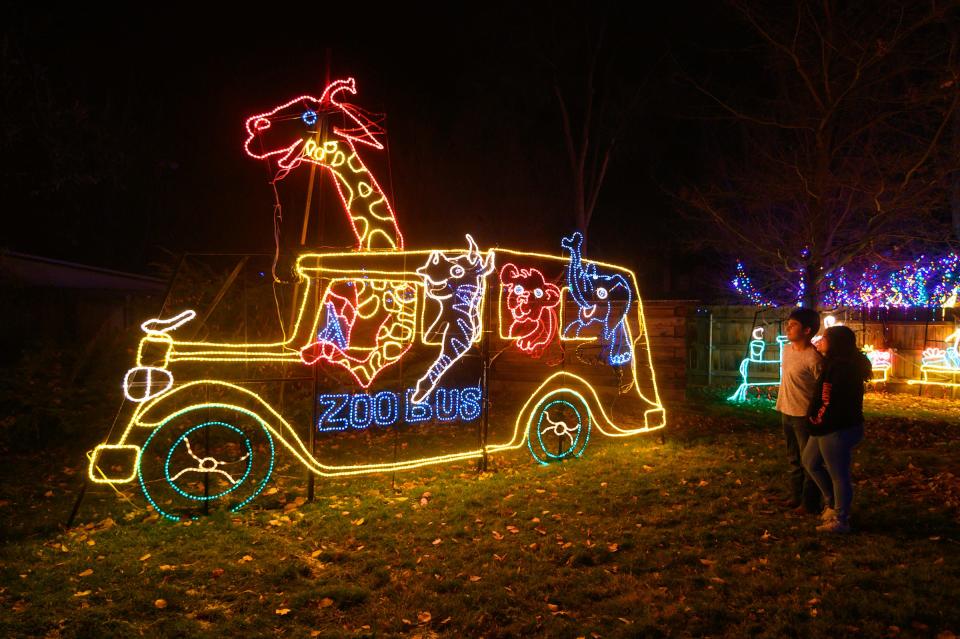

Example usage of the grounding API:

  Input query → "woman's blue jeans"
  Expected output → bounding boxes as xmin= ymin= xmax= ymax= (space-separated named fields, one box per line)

xmin=802 ymin=424 xmax=864 ymax=523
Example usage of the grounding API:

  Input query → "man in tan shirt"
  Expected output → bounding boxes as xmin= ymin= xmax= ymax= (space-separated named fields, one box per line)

xmin=776 ymin=308 xmax=824 ymax=514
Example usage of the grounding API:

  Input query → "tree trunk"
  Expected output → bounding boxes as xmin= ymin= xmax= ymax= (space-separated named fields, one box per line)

xmin=802 ymin=255 xmax=821 ymax=310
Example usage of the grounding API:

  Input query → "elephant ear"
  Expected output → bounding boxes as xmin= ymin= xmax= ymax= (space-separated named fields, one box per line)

xmin=500 ymin=263 xmax=520 ymax=283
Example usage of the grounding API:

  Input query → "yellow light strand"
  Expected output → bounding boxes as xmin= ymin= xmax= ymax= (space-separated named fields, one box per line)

xmin=90 ymin=246 xmax=666 ymax=490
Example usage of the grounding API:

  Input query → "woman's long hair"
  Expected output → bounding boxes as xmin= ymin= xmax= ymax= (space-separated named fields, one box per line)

xmin=824 ymin=325 xmax=872 ymax=382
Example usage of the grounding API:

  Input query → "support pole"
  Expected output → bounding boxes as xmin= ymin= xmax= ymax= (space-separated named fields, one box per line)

xmin=707 ymin=310 xmax=714 ymax=387
xmin=307 ymin=358 xmax=318 ymax=502
xmin=478 ymin=278 xmax=492 ymax=473
xmin=65 ymin=481 xmax=87 ymax=528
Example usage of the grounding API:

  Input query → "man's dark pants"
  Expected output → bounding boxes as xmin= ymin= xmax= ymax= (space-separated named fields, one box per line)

xmin=782 ymin=414 xmax=821 ymax=512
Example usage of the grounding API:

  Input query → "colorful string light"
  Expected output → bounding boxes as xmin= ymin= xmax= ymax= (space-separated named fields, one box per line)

xmin=86 ymin=82 xmax=667 ymax=519
xmin=411 ymin=235 xmax=494 ymax=404
xmin=560 ymin=232 xmax=633 ymax=366
xmin=243 ymin=77 xmax=404 ymax=251
xmin=298 ymin=279 xmax=418 ymax=388
xmin=733 ymin=254 xmax=960 ymax=308
xmin=731 ymin=261 xmax=776 ymax=307
xmin=499 ymin=263 xmax=561 ymax=357
xmin=88 ymin=246 xmax=665 ymax=496
xmin=728 ymin=327 xmax=790 ymax=401
xmin=316 ymin=385 xmax=481 ymax=431
xmin=908 ymin=329 xmax=960 ymax=388
xmin=863 ymin=345 xmax=892 ymax=383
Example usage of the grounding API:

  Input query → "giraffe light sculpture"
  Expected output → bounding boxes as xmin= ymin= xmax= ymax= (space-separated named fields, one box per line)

xmin=243 ymin=78 xmax=404 ymax=250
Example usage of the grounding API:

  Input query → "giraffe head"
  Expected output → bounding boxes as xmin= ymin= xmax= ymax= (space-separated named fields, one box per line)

xmin=243 ymin=77 xmax=385 ymax=177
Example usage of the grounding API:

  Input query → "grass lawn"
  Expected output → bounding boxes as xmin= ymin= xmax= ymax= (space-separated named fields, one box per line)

xmin=1 ymin=391 xmax=959 ymax=638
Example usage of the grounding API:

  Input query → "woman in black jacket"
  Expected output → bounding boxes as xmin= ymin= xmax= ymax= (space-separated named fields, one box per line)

xmin=802 ymin=325 xmax=872 ymax=533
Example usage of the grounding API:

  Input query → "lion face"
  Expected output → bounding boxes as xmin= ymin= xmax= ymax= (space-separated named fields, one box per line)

xmin=502 ymin=264 xmax=561 ymax=319
xmin=500 ymin=263 xmax=561 ymax=356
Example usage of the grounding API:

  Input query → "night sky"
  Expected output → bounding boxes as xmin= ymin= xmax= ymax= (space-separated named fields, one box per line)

xmin=2 ymin=3 xmax=751 ymax=297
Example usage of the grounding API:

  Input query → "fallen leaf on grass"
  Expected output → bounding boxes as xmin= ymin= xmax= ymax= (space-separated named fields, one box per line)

xmin=319 ymin=598 xmax=334 ymax=608
xmin=275 ymin=608 xmax=290 ymax=616
xmin=78 ymin=569 xmax=93 ymax=577
xmin=607 ymin=543 xmax=619 ymax=552
xmin=506 ymin=525 xmax=519 ymax=534
xmin=417 ymin=611 xmax=432 ymax=624
xmin=352 ymin=518 xmax=365 ymax=526
xmin=158 ymin=565 xmax=176 ymax=571
xmin=699 ymin=558 xmax=716 ymax=566
xmin=74 ymin=591 xmax=91 ymax=597
xmin=469 ymin=575 xmax=481 ymax=582
xmin=491 ymin=530 xmax=504 ymax=540
xmin=288 ymin=495 xmax=307 ymax=509
xmin=94 ymin=518 xmax=115 ymax=532
xmin=211 ymin=568 xmax=224 ymax=579
xmin=432 ymin=538 xmax=442 ymax=546
xmin=154 ymin=599 xmax=167 ymax=609
xmin=239 ymin=555 xmax=253 ymax=563
xmin=310 ymin=549 xmax=323 ymax=558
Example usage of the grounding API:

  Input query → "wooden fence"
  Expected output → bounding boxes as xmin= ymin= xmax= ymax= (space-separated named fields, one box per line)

xmin=643 ymin=300 xmax=695 ymax=403
xmin=687 ymin=305 xmax=960 ymax=393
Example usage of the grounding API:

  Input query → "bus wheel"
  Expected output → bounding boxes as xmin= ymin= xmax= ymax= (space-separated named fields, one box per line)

xmin=138 ymin=407 xmax=275 ymax=521
xmin=527 ymin=392 xmax=592 ymax=465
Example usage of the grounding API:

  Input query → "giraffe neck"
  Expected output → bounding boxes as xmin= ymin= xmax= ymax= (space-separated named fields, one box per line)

xmin=302 ymin=138 xmax=403 ymax=250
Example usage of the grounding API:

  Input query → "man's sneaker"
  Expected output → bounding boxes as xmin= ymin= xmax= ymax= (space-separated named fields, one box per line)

xmin=820 ymin=507 xmax=838 ymax=522
xmin=816 ymin=519 xmax=850 ymax=533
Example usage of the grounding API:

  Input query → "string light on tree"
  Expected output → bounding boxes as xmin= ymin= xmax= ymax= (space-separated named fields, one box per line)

xmin=732 ymin=253 xmax=960 ymax=308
